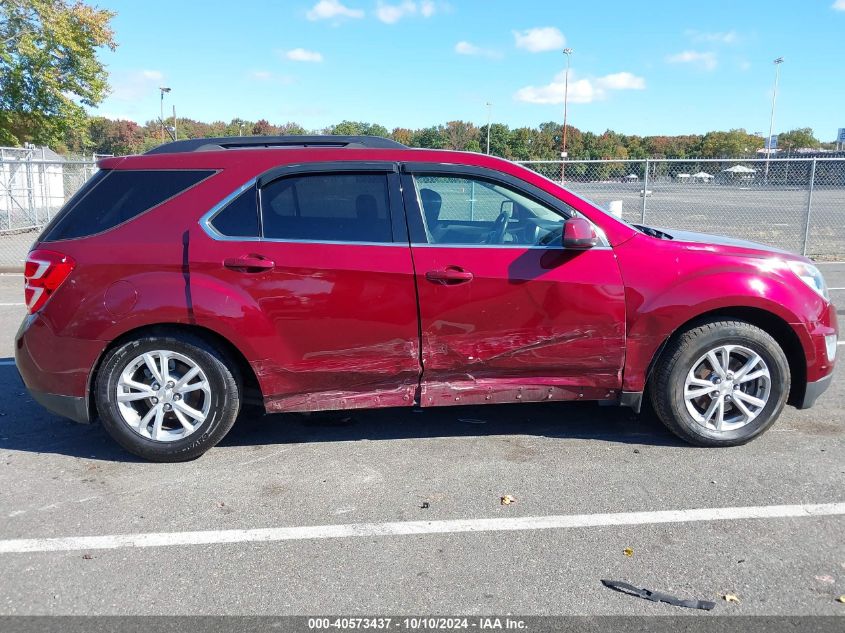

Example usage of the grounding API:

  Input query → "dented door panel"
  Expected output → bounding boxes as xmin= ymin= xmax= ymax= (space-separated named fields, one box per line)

xmin=411 ymin=245 xmax=627 ymax=406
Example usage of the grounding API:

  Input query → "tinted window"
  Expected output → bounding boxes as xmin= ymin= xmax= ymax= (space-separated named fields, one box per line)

xmin=261 ymin=173 xmax=392 ymax=243
xmin=413 ymin=174 xmax=570 ymax=246
xmin=43 ymin=169 xmax=214 ymax=241
xmin=209 ymin=187 xmax=259 ymax=237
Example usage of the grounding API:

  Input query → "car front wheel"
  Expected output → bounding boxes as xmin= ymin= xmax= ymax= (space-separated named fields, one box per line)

xmin=95 ymin=333 xmax=241 ymax=461
xmin=650 ymin=319 xmax=790 ymax=447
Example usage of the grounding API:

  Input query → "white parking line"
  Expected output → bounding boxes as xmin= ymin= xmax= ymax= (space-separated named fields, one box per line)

xmin=0 ymin=302 xmax=23 ymax=306
xmin=0 ymin=502 xmax=842 ymax=554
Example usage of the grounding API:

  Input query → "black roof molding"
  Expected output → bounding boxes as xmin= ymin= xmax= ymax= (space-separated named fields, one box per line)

xmin=145 ymin=135 xmax=407 ymax=155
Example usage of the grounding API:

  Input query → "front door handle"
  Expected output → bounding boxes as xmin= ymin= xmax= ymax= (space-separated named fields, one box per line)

xmin=425 ymin=266 xmax=473 ymax=285
xmin=224 ymin=255 xmax=275 ymax=273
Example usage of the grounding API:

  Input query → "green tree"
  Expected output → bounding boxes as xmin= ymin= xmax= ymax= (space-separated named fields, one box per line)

xmin=700 ymin=129 xmax=762 ymax=157
xmin=329 ymin=120 xmax=388 ymax=137
xmin=442 ymin=120 xmax=478 ymax=151
xmin=1 ymin=0 xmax=116 ymax=146
xmin=777 ymin=127 xmax=820 ymax=150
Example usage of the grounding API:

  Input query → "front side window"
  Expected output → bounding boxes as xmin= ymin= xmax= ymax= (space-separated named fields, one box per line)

xmin=413 ymin=174 xmax=572 ymax=246
xmin=260 ymin=173 xmax=393 ymax=243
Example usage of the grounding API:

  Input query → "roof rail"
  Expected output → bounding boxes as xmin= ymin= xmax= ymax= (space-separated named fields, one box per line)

xmin=145 ymin=135 xmax=407 ymax=155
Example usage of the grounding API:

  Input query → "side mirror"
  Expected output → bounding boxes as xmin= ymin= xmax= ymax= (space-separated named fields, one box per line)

xmin=562 ymin=217 xmax=598 ymax=249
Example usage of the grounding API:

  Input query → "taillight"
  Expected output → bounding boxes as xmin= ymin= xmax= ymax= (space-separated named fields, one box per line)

xmin=24 ymin=249 xmax=76 ymax=314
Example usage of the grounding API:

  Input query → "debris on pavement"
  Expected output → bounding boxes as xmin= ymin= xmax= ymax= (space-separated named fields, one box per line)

xmin=601 ymin=579 xmax=716 ymax=610
xmin=82 ymin=554 xmax=93 ymax=560
xmin=623 ymin=547 xmax=634 ymax=557
xmin=814 ymin=574 xmax=835 ymax=584
xmin=836 ymin=595 xmax=845 ymax=603
xmin=500 ymin=495 xmax=516 ymax=505
xmin=420 ymin=501 xmax=430 ymax=509
xmin=723 ymin=594 xmax=741 ymax=604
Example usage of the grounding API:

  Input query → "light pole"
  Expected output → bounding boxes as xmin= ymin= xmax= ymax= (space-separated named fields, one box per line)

xmin=764 ymin=57 xmax=783 ymax=184
xmin=561 ymin=47 xmax=573 ymax=183
xmin=485 ymin=102 xmax=492 ymax=155
xmin=159 ymin=86 xmax=171 ymax=144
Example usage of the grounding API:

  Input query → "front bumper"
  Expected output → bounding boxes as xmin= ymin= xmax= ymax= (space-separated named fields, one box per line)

xmin=797 ymin=372 xmax=834 ymax=410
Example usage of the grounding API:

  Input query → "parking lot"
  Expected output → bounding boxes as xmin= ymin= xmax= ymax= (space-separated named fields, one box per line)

xmin=0 ymin=263 xmax=842 ymax=616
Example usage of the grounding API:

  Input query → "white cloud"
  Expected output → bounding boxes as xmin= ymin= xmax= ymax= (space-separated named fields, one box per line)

xmin=375 ymin=0 xmax=438 ymax=23
xmin=285 ymin=48 xmax=324 ymax=62
xmin=110 ymin=69 xmax=167 ymax=102
xmin=513 ymin=27 xmax=565 ymax=53
xmin=686 ymin=29 xmax=737 ymax=44
xmin=514 ymin=70 xmax=645 ymax=105
xmin=249 ymin=70 xmax=273 ymax=80
xmin=454 ymin=41 xmax=501 ymax=59
xmin=595 ymin=72 xmax=646 ymax=90
xmin=306 ymin=0 xmax=364 ymax=21
xmin=666 ymin=50 xmax=718 ymax=71
xmin=833 ymin=0 xmax=845 ymax=10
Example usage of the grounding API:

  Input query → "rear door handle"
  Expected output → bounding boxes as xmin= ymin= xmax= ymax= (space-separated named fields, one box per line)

xmin=425 ymin=266 xmax=473 ymax=285
xmin=223 ymin=255 xmax=275 ymax=273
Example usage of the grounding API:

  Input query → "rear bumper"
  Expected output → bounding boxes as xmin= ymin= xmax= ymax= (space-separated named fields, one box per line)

xmin=28 ymin=389 xmax=90 ymax=423
xmin=797 ymin=372 xmax=833 ymax=410
xmin=15 ymin=313 xmax=104 ymax=424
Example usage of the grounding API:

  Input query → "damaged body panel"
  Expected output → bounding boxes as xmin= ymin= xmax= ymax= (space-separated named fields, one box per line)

xmin=411 ymin=245 xmax=626 ymax=407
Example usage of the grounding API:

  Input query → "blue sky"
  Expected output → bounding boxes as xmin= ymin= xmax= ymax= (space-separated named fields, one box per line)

xmin=92 ymin=0 xmax=845 ymax=139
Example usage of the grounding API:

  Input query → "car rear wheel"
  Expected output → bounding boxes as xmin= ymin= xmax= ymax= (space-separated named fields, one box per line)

xmin=95 ymin=333 xmax=241 ymax=461
xmin=649 ymin=319 xmax=790 ymax=447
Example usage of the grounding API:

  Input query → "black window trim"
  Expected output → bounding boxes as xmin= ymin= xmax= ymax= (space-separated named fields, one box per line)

xmin=400 ymin=162 xmax=609 ymax=249
xmin=201 ymin=161 xmax=407 ymax=246
xmin=44 ymin=168 xmax=218 ymax=243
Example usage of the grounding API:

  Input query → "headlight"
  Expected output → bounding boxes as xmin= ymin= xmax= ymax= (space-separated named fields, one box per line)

xmin=787 ymin=260 xmax=829 ymax=300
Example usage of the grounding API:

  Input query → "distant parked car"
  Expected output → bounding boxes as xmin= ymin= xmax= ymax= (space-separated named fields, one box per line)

xmin=16 ymin=136 xmax=837 ymax=461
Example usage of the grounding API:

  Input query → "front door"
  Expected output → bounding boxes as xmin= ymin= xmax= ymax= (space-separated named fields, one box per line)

xmin=401 ymin=164 xmax=626 ymax=407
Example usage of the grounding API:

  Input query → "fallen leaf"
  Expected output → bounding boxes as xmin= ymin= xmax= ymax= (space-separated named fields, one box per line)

xmin=836 ymin=596 xmax=845 ymax=603
xmin=723 ymin=594 xmax=740 ymax=604
xmin=623 ymin=547 xmax=634 ymax=557
xmin=500 ymin=495 xmax=516 ymax=505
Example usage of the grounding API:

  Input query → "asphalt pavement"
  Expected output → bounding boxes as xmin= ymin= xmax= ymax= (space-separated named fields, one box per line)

xmin=0 ymin=265 xmax=843 ymax=616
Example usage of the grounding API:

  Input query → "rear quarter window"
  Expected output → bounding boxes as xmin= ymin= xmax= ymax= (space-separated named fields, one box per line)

xmin=41 ymin=169 xmax=215 ymax=241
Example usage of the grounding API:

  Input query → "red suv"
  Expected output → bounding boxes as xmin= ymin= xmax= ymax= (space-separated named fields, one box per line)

xmin=15 ymin=136 xmax=837 ymax=461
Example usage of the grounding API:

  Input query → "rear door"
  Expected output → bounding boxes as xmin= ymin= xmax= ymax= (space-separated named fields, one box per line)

xmin=401 ymin=163 xmax=627 ymax=407
xmin=197 ymin=162 xmax=421 ymax=412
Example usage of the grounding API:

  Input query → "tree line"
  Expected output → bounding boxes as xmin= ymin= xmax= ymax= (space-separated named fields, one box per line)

xmin=78 ymin=117 xmax=831 ymax=161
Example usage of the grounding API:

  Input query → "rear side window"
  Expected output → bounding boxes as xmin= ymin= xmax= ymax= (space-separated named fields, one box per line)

xmin=209 ymin=187 xmax=260 ymax=238
xmin=42 ymin=169 xmax=214 ymax=241
xmin=260 ymin=173 xmax=392 ymax=243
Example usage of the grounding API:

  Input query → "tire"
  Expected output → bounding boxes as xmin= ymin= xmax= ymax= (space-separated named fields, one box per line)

xmin=95 ymin=333 xmax=241 ymax=462
xmin=649 ymin=319 xmax=790 ymax=447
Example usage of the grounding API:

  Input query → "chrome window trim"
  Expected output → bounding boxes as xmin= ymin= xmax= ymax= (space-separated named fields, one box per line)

xmin=199 ymin=177 xmax=261 ymax=242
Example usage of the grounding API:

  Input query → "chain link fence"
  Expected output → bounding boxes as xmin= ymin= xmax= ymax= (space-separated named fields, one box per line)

xmin=0 ymin=148 xmax=99 ymax=270
xmin=0 ymin=154 xmax=842 ymax=270
xmin=519 ymin=157 xmax=845 ymax=259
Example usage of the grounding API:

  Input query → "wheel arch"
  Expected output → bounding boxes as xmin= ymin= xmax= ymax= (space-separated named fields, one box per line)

xmin=643 ymin=306 xmax=807 ymax=408
xmin=87 ymin=322 xmax=263 ymax=422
